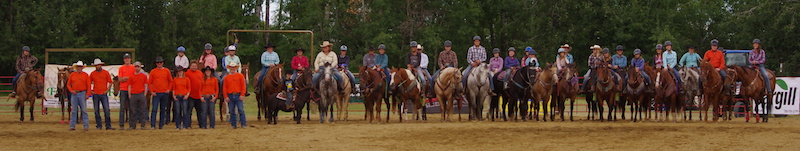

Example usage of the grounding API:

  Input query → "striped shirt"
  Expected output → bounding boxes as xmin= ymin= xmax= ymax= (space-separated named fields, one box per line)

xmin=466 ymin=45 xmax=487 ymax=63
xmin=261 ymin=51 xmax=279 ymax=67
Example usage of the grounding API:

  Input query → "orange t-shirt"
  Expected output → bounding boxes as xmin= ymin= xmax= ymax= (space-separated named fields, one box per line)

xmin=185 ymin=69 xmax=204 ymax=99
xmin=129 ymin=73 xmax=148 ymax=94
xmin=90 ymin=69 xmax=113 ymax=95
xmin=173 ymin=77 xmax=191 ymax=96
xmin=148 ymin=68 xmax=173 ymax=93
xmin=201 ymin=77 xmax=219 ymax=96
xmin=704 ymin=49 xmax=726 ymax=69
xmin=223 ymin=73 xmax=246 ymax=98
xmin=118 ymin=64 xmax=135 ymax=91
xmin=68 ymin=71 xmax=91 ymax=92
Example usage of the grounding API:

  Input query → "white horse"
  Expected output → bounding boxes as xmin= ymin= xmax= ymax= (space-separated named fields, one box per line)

xmin=464 ymin=63 xmax=491 ymax=121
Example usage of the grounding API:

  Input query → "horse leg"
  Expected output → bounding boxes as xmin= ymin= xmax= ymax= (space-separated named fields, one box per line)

xmin=502 ymin=96 xmax=509 ymax=121
xmin=29 ymin=101 xmax=35 ymax=122
xmin=19 ymin=102 xmax=25 ymax=122
xmin=569 ymin=98 xmax=575 ymax=122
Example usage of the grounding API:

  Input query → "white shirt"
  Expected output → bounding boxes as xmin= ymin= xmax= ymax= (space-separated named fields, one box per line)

xmin=314 ymin=51 xmax=338 ymax=69
xmin=420 ymin=52 xmax=429 ymax=69
xmin=174 ymin=55 xmax=189 ymax=69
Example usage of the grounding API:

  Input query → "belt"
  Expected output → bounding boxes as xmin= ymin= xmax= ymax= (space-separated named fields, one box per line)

xmin=202 ymin=95 xmax=215 ymax=98
xmin=229 ymin=92 xmax=241 ymax=95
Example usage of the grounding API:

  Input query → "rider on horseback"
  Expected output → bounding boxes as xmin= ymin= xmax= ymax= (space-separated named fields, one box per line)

xmin=611 ymin=45 xmax=628 ymax=87
xmin=750 ymin=39 xmax=771 ymax=94
xmin=407 ymin=41 xmax=430 ymax=96
xmin=502 ymin=47 xmax=520 ymax=89
xmin=338 ymin=44 xmax=358 ymax=94
xmin=428 ymin=41 xmax=458 ymax=98
xmin=489 ymin=48 xmax=504 ymax=86
xmin=629 ymin=49 xmax=653 ymax=91
xmin=255 ymin=43 xmax=279 ymax=91
xmin=704 ymin=39 xmax=727 ymax=81
xmin=582 ymin=45 xmax=604 ymax=93
xmin=11 ymin=46 xmax=39 ymax=98
xmin=376 ymin=44 xmax=390 ymax=92
xmin=463 ymin=36 xmax=496 ymax=96
xmin=680 ymin=45 xmax=702 ymax=91
xmin=312 ymin=41 xmax=345 ymax=91
xmin=663 ymin=41 xmax=683 ymax=90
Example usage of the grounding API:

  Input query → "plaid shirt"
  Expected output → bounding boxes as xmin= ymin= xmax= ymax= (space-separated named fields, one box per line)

xmin=438 ymin=50 xmax=458 ymax=68
xmin=587 ymin=54 xmax=603 ymax=69
xmin=467 ymin=45 xmax=487 ymax=63
xmin=16 ymin=55 xmax=38 ymax=73
xmin=653 ymin=56 xmax=663 ymax=68
xmin=749 ymin=49 xmax=765 ymax=65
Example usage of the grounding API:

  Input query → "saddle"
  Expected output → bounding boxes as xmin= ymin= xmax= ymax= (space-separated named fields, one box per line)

xmin=277 ymin=91 xmax=288 ymax=101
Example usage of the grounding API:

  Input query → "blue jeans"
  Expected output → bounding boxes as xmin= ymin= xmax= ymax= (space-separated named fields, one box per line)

xmin=190 ymin=98 xmax=202 ymax=128
xmin=312 ymin=66 xmax=344 ymax=88
xmin=344 ymin=69 xmax=356 ymax=89
xmin=92 ymin=94 xmax=112 ymax=129
xmin=12 ymin=72 xmax=20 ymax=91
xmin=70 ymin=91 xmax=89 ymax=129
xmin=756 ymin=65 xmax=771 ymax=92
xmin=228 ymin=94 xmax=246 ymax=128
xmin=118 ymin=90 xmax=129 ymax=127
xmin=671 ymin=68 xmax=683 ymax=86
xmin=719 ymin=70 xmax=727 ymax=81
xmin=461 ymin=66 xmax=493 ymax=90
xmin=382 ymin=68 xmax=391 ymax=90
xmin=151 ymin=93 xmax=169 ymax=128
xmin=175 ymin=96 xmax=188 ymax=129
xmin=256 ymin=66 xmax=271 ymax=87
xmin=202 ymin=96 xmax=216 ymax=128
xmin=431 ymin=69 xmax=442 ymax=88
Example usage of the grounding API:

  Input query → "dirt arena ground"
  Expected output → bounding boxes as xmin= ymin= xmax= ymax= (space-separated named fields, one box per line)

xmin=1 ymin=109 xmax=799 ymax=151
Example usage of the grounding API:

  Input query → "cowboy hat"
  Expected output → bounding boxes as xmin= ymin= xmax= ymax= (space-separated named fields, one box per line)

xmin=227 ymin=62 xmax=240 ymax=68
xmin=154 ymin=56 xmax=165 ymax=63
xmin=72 ymin=60 xmax=86 ymax=67
xmin=590 ymin=45 xmax=601 ymax=50
xmin=202 ymin=66 xmax=214 ymax=72
xmin=92 ymin=58 xmax=105 ymax=66
xmin=320 ymin=41 xmax=333 ymax=47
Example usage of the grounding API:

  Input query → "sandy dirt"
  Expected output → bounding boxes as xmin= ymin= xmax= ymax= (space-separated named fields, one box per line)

xmin=1 ymin=110 xmax=799 ymax=151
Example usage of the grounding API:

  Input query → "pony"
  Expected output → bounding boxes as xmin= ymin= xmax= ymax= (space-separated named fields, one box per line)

xmin=55 ymin=67 xmax=73 ymax=123
xmin=255 ymin=64 xmax=283 ymax=122
xmin=679 ymin=66 xmax=701 ymax=121
xmin=14 ymin=69 xmax=44 ymax=122
xmin=729 ymin=65 xmax=776 ymax=123
xmin=389 ymin=67 xmax=424 ymax=122
xmin=434 ymin=67 xmax=462 ymax=122
xmin=594 ymin=64 xmax=617 ymax=122
xmin=554 ymin=63 xmax=579 ymax=122
xmin=503 ymin=66 xmax=536 ymax=122
xmin=698 ymin=61 xmax=723 ymax=122
xmin=316 ymin=64 xmax=339 ymax=123
xmin=335 ymin=69 xmax=353 ymax=121
xmin=464 ymin=63 xmax=491 ymax=121
xmin=264 ymin=67 xmax=317 ymax=125
xmin=530 ymin=63 xmax=557 ymax=121
xmin=359 ymin=66 xmax=387 ymax=123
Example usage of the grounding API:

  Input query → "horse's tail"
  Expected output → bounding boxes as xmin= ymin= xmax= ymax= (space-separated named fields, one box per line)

xmin=13 ymin=98 xmax=24 ymax=111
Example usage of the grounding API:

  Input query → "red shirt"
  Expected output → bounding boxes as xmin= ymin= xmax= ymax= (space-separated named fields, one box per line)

xmin=201 ymin=77 xmax=219 ymax=96
xmin=173 ymin=77 xmax=191 ymax=96
xmin=68 ymin=71 xmax=91 ymax=92
xmin=118 ymin=64 xmax=135 ymax=91
xmin=89 ymin=69 xmax=113 ymax=94
xmin=223 ymin=73 xmax=246 ymax=98
xmin=148 ymin=68 xmax=173 ymax=93
xmin=129 ymin=73 xmax=148 ymax=94
xmin=291 ymin=55 xmax=309 ymax=70
xmin=185 ymin=69 xmax=204 ymax=99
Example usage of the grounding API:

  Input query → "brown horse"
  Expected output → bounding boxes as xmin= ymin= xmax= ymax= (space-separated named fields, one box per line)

xmin=654 ymin=68 xmax=683 ymax=122
xmin=729 ymin=65 xmax=776 ymax=123
xmin=14 ymin=69 xmax=44 ymax=122
xmin=625 ymin=66 xmax=647 ymax=122
xmin=594 ymin=65 xmax=617 ymax=122
xmin=434 ymin=67 xmax=461 ymax=122
xmin=699 ymin=61 xmax=723 ymax=122
xmin=255 ymin=64 xmax=284 ymax=122
xmin=530 ymin=63 xmax=557 ymax=121
xmin=642 ymin=63 xmax=658 ymax=121
xmin=553 ymin=63 xmax=579 ymax=122
xmin=359 ymin=66 xmax=387 ymax=123
xmin=55 ymin=67 xmax=73 ymax=123
xmin=720 ymin=68 xmax=738 ymax=121
xmin=389 ymin=68 xmax=424 ymax=122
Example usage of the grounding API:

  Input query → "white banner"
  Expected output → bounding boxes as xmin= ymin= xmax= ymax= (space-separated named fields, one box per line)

xmin=44 ymin=64 xmax=124 ymax=109
xmin=759 ymin=77 xmax=800 ymax=115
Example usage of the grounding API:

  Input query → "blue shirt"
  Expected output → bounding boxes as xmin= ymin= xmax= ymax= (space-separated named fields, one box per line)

xmin=663 ymin=50 xmax=678 ymax=69
xmin=612 ymin=54 xmax=627 ymax=68
xmin=631 ymin=58 xmax=645 ymax=70
xmin=504 ymin=56 xmax=519 ymax=69
xmin=261 ymin=51 xmax=279 ymax=67
xmin=679 ymin=52 xmax=702 ymax=68
xmin=555 ymin=53 xmax=574 ymax=64
xmin=525 ymin=57 xmax=539 ymax=67
xmin=376 ymin=54 xmax=388 ymax=68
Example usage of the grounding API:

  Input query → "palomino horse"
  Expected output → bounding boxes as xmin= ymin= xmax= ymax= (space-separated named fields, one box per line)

xmin=699 ymin=61 xmax=723 ymax=122
xmin=654 ymin=68 xmax=683 ymax=122
xmin=434 ymin=67 xmax=461 ymax=122
xmin=55 ymin=67 xmax=73 ymax=123
xmin=503 ymin=66 xmax=536 ymax=122
xmin=554 ymin=63 xmax=579 ymax=122
xmin=254 ymin=63 xmax=282 ymax=122
xmin=389 ymin=67 xmax=424 ymax=122
xmin=264 ymin=69 xmax=316 ymax=124
xmin=359 ymin=66 xmax=387 ymax=123
xmin=594 ymin=65 xmax=617 ymax=122
xmin=465 ymin=63 xmax=491 ymax=121
xmin=531 ymin=64 xmax=557 ymax=121
xmin=625 ymin=66 xmax=647 ymax=122
xmin=729 ymin=65 xmax=776 ymax=123
xmin=335 ymin=69 xmax=353 ymax=121
xmin=679 ymin=66 xmax=701 ymax=120
xmin=316 ymin=64 xmax=339 ymax=123
xmin=14 ymin=69 xmax=44 ymax=122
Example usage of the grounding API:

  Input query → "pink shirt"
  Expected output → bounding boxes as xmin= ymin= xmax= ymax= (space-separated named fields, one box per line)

xmin=200 ymin=54 xmax=217 ymax=70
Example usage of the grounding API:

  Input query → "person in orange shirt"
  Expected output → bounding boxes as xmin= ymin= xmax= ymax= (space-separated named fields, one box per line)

xmin=148 ymin=56 xmax=173 ymax=129
xmin=184 ymin=61 xmax=205 ymax=128
xmin=89 ymin=58 xmax=115 ymax=130
xmin=127 ymin=62 xmax=149 ymax=130
xmin=703 ymin=39 xmax=727 ymax=80
xmin=172 ymin=67 xmax=191 ymax=130
xmin=67 ymin=61 xmax=91 ymax=131
xmin=200 ymin=66 xmax=219 ymax=129
xmin=117 ymin=53 xmax=135 ymax=129
xmin=224 ymin=62 xmax=246 ymax=128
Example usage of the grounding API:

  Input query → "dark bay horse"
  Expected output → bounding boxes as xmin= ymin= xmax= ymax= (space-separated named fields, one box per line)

xmin=434 ymin=67 xmax=461 ymax=122
xmin=255 ymin=64 xmax=283 ymax=121
xmin=359 ymin=66 xmax=387 ymax=123
xmin=625 ymin=66 xmax=647 ymax=122
xmin=14 ymin=69 xmax=44 ymax=122
xmin=594 ymin=65 xmax=617 ymax=122
xmin=503 ymin=66 xmax=536 ymax=122
xmin=489 ymin=70 xmax=504 ymax=121
xmin=554 ymin=64 xmax=579 ymax=122
xmin=389 ymin=68 xmax=424 ymax=122
xmin=530 ymin=64 xmax=557 ymax=121
xmin=729 ymin=65 xmax=776 ymax=123
xmin=721 ymin=68 xmax=738 ymax=121
xmin=642 ymin=63 xmax=658 ymax=121
xmin=264 ymin=68 xmax=316 ymax=124
xmin=699 ymin=61 xmax=723 ymax=122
